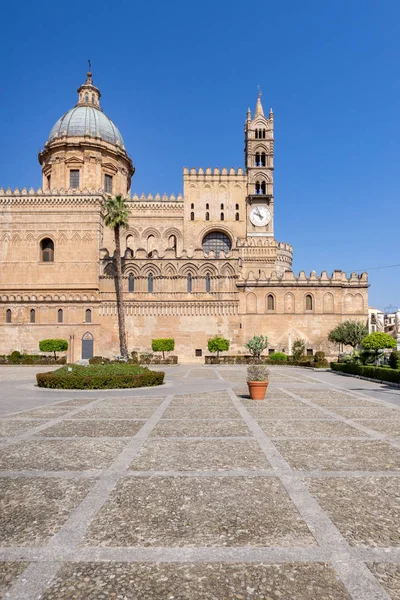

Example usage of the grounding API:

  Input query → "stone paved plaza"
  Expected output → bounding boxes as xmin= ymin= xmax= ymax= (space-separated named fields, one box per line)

xmin=0 ymin=365 xmax=400 ymax=599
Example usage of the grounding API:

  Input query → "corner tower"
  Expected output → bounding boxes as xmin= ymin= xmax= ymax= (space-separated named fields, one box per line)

xmin=38 ymin=69 xmax=134 ymax=195
xmin=245 ymin=92 xmax=274 ymax=238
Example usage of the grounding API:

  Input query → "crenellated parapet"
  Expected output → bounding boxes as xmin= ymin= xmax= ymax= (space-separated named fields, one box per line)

xmin=183 ymin=167 xmax=246 ymax=177
xmin=238 ymin=269 xmax=368 ymax=287
xmin=0 ymin=188 xmax=103 ymax=206
xmin=129 ymin=193 xmax=183 ymax=202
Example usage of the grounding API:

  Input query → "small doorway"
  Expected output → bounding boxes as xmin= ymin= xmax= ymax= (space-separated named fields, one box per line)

xmin=82 ymin=332 xmax=94 ymax=359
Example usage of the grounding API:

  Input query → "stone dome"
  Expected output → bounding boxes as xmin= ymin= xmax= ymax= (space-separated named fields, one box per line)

xmin=48 ymin=106 xmax=125 ymax=148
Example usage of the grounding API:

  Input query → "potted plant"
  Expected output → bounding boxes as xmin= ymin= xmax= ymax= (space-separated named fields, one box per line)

xmin=247 ymin=364 xmax=269 ymax=400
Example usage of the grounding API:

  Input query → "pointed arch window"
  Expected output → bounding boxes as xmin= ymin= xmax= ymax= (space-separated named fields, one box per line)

xmin=205 ymin=212 xmax=210 ymax=221
xmin=220 ymin=212 xmax=224 ymax=221
xmin=148 ymin=273 xmax=153 ymax=293
xmin=261 ymin=181 xmax=266 ymax=194
xmin=255 ymin=181 xmax=261 ymax=195
xmin=57 ymin=308 xmax=63 ymax=323
xmin=255 ymin=129 xmax=258 ymax=139
xmin=262 ymin=129 xmax=266 ymax=138
xmin=305 ymin=294 xmax=313 ymax=311
xmin=267 ymin=294 xmax=275 ymax=311
xmin=128 ymin=273 xmax=134 ymax=293
xmin=40 ymin=238 xmax=54 ymax=262
xmin=85 ymin=309 xmax=92 ymax=323
xmin=205 ymin=273 xmax=211 ymax=293
xmin=235 ymin=212 xmax=239 ymax=221
xmin=190 ymin=212 xmax=194 ymax=221
xmin=187 ymin=273 xmax=192 ymax=293
xmin=261 ymin=152 xmax=266 ymax=166
xmin=6 ymin=309 xmax=11 ymax=323
xmin=30 ymin=309 xmax=36 ymax=323
xmin=255 ymin=152 xmax=260 ymax=166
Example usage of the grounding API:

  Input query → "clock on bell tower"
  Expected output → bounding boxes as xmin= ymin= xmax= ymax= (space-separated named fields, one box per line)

xmin=245 ymin=92 xmax=274 ymax=238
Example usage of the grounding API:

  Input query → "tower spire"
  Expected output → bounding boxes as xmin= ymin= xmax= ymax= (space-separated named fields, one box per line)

xmin=255 ymin=88 xmax=264 ymax=117
xmin=77 ymin=63 xmax=101 ymax=109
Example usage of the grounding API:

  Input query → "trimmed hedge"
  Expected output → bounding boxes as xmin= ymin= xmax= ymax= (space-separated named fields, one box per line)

xmin=36 ymin=363 xmax=165 ymax=389
xmin=204 ymin=355 xmax=327 ymax=367
xmin=0 ymin=353 xmax=66 ymax=365
xmin=331 ymin=362 xmax=400 ymax=384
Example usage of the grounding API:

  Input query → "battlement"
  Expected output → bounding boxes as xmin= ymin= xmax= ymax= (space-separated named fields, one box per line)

xmin=0 ymin=187 xmax=103 ymax=197
xmin=183 ymin=167 xmax=246 ymax=178
xmin=129 ymin=193 xmax=183 ymax=202
xmin=240 ymin=269 xmax=369 ymax=285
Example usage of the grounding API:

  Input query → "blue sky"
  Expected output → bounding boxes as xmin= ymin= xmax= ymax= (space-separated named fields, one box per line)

xmin=0 ymin=0 xmax=399 ymax=310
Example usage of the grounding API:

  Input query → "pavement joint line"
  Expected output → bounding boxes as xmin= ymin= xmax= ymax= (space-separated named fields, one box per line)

xmin=280 ymin=387 xmax=400 ymax=451
xmin=3 ymin=393 xmax=175 ymax=600
xmin=227 ymin=387 xmax=392 ymax=600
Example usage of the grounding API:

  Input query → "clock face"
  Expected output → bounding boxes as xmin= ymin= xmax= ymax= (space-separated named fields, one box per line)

xmin=249 ymin=205 xmax=271 ymax=227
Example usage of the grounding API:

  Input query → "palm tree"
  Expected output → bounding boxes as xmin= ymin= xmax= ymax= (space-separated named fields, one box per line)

xmin=103 ymin=194 xmax=130 ymax=359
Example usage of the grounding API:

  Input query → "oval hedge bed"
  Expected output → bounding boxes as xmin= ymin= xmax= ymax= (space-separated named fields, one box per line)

xmin=36 ymin=363 xmax=165 ymax=389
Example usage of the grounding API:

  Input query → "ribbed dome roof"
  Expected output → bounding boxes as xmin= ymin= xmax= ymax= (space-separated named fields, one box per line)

xmin=48 ymin=106 xmax=125 ymax=148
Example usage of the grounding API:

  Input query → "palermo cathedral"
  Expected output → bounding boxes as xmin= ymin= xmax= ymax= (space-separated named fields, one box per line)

xmin=0 ymin=70 xmax=368 ymax=361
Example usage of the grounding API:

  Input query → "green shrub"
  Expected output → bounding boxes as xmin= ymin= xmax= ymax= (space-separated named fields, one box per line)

xmin=292 ymin=339 xmax=306 ymax=360
xmin=389 ymin=351 xmax=400 ymax=370
xmin=36 ymin=363 xmax=164 ymax=389
xmin=151 ymin=338 xmax=175 ymax=359
xmin=313 ymin=351 xmax=325 ymax=363
xmin=39 ymin=339 xmax=68 ymax=360
xmin=207 ymin=336 xmax=230 ymax=358
xmin=268 ymin=352 xmax=287 ymax=363
xmin=8 ymin=350 xmax=22 ymax=363
xmin=89 ymin=356 xmax=111 ymax=365
xmin=247 ymin=364 xmax=270 ymax=381
xmin=331 ymin=362 xmax=400 ymax=384
xmin=244 ymin=335 xmax=268 ymax=360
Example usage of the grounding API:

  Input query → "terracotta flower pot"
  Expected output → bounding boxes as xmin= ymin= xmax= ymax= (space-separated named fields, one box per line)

xmin=247 ymin=380 xmax=268 ymax=400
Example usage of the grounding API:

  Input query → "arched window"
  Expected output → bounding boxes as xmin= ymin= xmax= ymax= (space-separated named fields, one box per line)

xmin=40 ymin=238 xmax=54 ymax=262
xmin=85 ymin=309 xmax=92 ymax=323
xmin=190 ymin=212 xmax=194 ymax=221
xmin=202 ymin=231 xmax=232 ymax=256
xmin=259 ymin=128 xmax=262 ymax=138
xmin=84 ymin=92 xmax=89 ymax=102
xmin=261 ymin=152 xmax=266 ymax=166
xmin=128 ymin=273 xmax=134 ymax=292
xmin=91 ymin=94 xmax=95 ymax=104
xmin=57 ymin=309 xmax=63 ymax=323
xmin=30 ymin=309 xmax=35 ymax=323
xmin=205 ymin=273 xmax=211 ymax=293
xmin=262 ymin=129 xmax=266 ymax=138
xmin=206 ymin=203 xmax=209 ymax=210
xmin=255 ymin=152 xmax=260 ymax=166
xmin=168 ymin=235 xmax=177 ymax=250
xmin=147 ymin=235 xmax=155 ymax=253
xmin=148 ymin=273 xmax=153 ymax=293
xmin=205 ymin=212 xmax=210 ymax=221
xmin=255 ymin=181 xmax=261 ymax=195
xmin=187 ymin=273 xmax=192 ymax=293
xmin=261 ymin=181 xmax=266 ymax=194
xmin=267 ymin=294 xmax=275 ymax=311
xmin=220 ymin=212 xmax=224 ymax=221
xmin=6 ymin=309 xmax=11 ymax=323
xmin=220 ymin=203 xmax=224 ymax=210
xmin=126 ymin=235 xmax=134 ymax=250
xmin=235 ymin=212 xmax=239 ymax=221
xmin=235 ymin=203 xmax=239 ymax=210
xmin=305 ymin=294 xmax=313 ymax=311
xmin=191 ymin=203 xmax=194 ymax=209
xmin=255 ymin=129 xmax=258 ymax=139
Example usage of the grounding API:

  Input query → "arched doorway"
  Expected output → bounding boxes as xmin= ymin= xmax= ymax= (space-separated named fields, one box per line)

xmin=82 ymin=332 xmax=94 ymax=359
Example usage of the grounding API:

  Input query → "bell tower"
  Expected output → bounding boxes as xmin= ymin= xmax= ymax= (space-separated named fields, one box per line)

xmin=245 ymin=92 xmax=274 ymax=238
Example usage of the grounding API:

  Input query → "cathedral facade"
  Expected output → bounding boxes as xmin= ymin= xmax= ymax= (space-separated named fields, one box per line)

xmin=0 ymin=71 xmax=368 ymax=361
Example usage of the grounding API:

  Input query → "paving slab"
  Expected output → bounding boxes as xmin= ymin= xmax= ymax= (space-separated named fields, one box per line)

xmin=69 ymin=405 xmax=157 ymax=419
xmin=368 ymin=563 xmax=400 ymax=600
xmin=245 ymin=405 xmax=326 ymax=419
xmin=36 ymin=419 xmax=145 ymax=438
xmin=0 ymin=478 xmax=93 ymax=545
xmin=162 ymin=404 xmax=240 ymax=419
xmin=130 ymin=439 xmax=270 ymax=471
xmin=40 ymin=562 xmax=351 ymax=600
xmin=275 ymin=440 xmax=400 ymax=471
xmin=0 ymin=439 xmax=128 ymax=471
xmin=329 ymin=406 xmax=400 ymax=420
xmin=257 ymin=419 xmax=368 ymax=438
xmin=0 ymin=562 xmax=29 ymax=596
xmin=84 ymin=476 xmax=316 ymax=547
xmin=150 ymin=419 xmax=251 ymax=437
xmin=0 ymin=420 xmax=44 ymax=437
xmin=357 ymin=420 xmax=400 ymax=436
xmin=5 ymin=407 xmax=72 ymax=419
xmin=307 ymin=477 xmax=400 ymax=546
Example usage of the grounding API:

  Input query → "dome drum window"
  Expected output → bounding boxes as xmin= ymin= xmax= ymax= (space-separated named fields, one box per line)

xmin=104 ymin=174 xmax=113 ymax=194
xmin=70 ymin=169 xmax=80 ymax=189
xmin=202 ymin=231 xmax=232 ymax=256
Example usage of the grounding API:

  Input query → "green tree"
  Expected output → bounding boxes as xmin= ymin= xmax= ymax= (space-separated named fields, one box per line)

xmin=207 ymin=336 xmax=230 ymax=358
xmin=152 ymin=338 xmax=175 ymax=360
xmin=361 ymin=332 xmax=396 ymax=364
xmin=103 ymin=194 xmax=130 ymax=359
xmin=39 ymin=339 xmax=68 ymax=360
xmin=328 ymin=320 xmax=368 ymax=350
xmin=245 ymin=335 xmax=268 ymax=360
xmin=292 ymin=339 xmax=306 ymax=360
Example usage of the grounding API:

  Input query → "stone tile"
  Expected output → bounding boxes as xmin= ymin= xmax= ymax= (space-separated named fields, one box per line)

xmin=53 ymin=399 xmax=95 ymax=407
xmin=173 ymin=391 xmax=231 ymax=401
xmin=99 ymin=397 xmax=164 ymax=408
xmin=295 ymin=389 xmax=355 ymax=400
xmin=246 ymin=406 xmax=325 ymax=419
xmin=130 ymin=439 xmax=269 ymax=471
xmin=40 ymin=562 xmax=350 ymax=600
xmin=189 ymin=369 xmax=219 ymax=379
xmin=0 ymin=419 xmax=43 ymax=436
xmin=357 ymin=420 xmax=400 ymax=436
xmin=70 ymin=406 xmax=156 ymax=419
xmin=367 ymin=563 xmax=400 ymax=599
xmin=162 ymin=405 xmax=240 ymax=419
xmin=84 ymin=476 xmax=316 ymax=547
xmin=37 ymin=420 xmax=144 ymax=438
xmin=0 ymin=478 xmax=93 ymax=545
xmin=6 ymin=407 xmax=72 ymax=419
xmin=330 ymin=406 xmax=400 ymax=419
xmin=0 ymin=562 xmax=29 ymax=596
xmin=150 ymin=419 xmax=251 ymax=438
xmin=169 ymin=398 xmax=233 ymax=408
xmin=275 ymin=440 xmax=400 ymax=471
xmin=307 ymin=478 xmax=400 ymax=546
xmin=304 ymin=397 xmax=381 ymax=407
xmin=0 ymin=439 xmax=128 ymax=470
xmin=240 ymin=393 xmax=304 ymax=408
xmin=257 ymin=419 xmax=367 ymax=438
